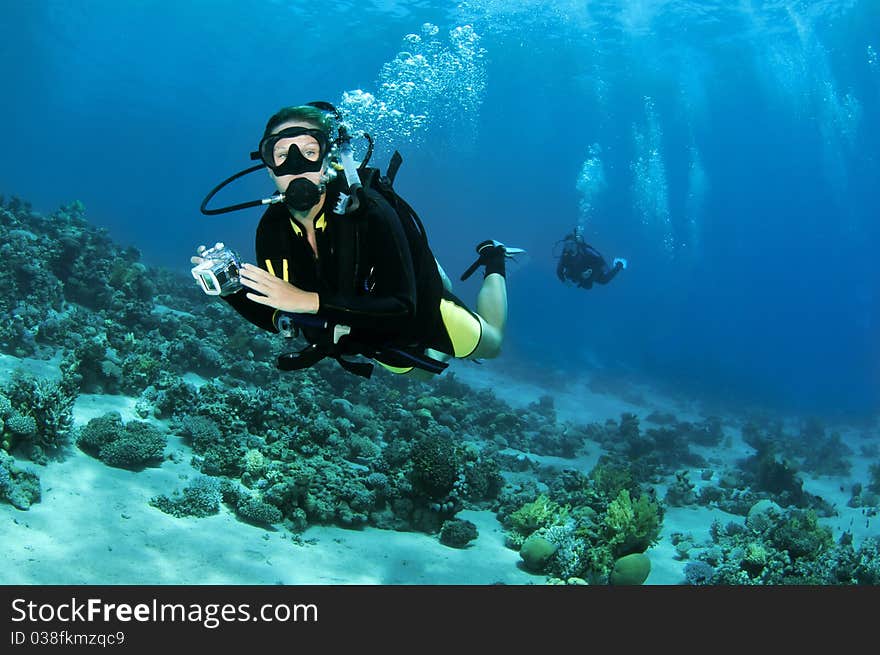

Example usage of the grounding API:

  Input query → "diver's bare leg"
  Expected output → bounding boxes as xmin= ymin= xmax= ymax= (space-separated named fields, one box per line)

xmin=471 ymin=272 xmax=507 ymax=359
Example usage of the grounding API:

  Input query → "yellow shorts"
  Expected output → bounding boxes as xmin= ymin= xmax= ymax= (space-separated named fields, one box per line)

xmin=378 ymin=296 xmax=482 ymax=374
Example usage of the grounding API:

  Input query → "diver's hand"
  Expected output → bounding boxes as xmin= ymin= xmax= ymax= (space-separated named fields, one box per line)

xmin=190 ymin=243 xmax=210 ymax=266
xmin=239 ymin=263 xmax=320 ymax=314
xmin=613 ymin=257 xmax=627 ymax=270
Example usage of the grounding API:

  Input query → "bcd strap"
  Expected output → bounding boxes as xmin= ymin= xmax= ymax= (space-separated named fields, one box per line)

xmin=386 ymin=150 xmax=403 ymax=186
xmin=277 ymin=342 xmax=375 ymax=379
xmin=374 ymin=346 xmax=449 ymax=374
xmin=334 ymin=357 xmax=374 ymax=378
xmin=361 ymin=160 xmax=429 ymax=247
xmin=276 ymin=344 xmax=326 ymax=371
xmin=334 ymin=212 xmax=360 ymax=297
xmin=276 ymin=337 xmax=446 ymax=378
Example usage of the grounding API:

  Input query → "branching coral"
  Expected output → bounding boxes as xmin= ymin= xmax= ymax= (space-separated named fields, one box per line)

xmin=507 ymin=493 xmax=569 ymax=541
xmin=2 ymin=370 xmax=77 ymax=462
xmin=602 ymin=489 xmax=663 ymax=558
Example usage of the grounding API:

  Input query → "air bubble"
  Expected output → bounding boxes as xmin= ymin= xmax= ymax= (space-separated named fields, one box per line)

xmin=338 ymin=24 xmax=487 ymax=161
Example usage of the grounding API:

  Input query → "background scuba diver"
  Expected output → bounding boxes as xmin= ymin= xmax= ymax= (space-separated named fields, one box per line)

xmin=191 ymin=103 xmax=525 ymax=379
xmin=555 ymin=225 xmax=627 ymax=290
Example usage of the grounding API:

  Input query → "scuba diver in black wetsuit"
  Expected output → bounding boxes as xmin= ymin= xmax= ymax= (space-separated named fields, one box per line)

xmin=555 ymin=226 xmax=627 ymax=290
xmin=190 ymin=102 xmax=525 ymax=379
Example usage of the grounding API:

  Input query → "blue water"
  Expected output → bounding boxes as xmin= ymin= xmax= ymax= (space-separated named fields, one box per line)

xmin=1 ymin=0 xmax=877 ymax=419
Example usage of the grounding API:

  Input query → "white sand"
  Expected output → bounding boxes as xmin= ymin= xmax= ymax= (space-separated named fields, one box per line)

xmin=2 ymin=388 xmax=538 ymax=585
xmin=1 ymin=440 xmax=535 ymax=585
xmin=1 ymin=354 xmax=876 ymax=585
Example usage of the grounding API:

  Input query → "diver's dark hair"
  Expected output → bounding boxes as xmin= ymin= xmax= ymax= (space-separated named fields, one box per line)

xmin=263 ymin=105 xmax=334 ymax=138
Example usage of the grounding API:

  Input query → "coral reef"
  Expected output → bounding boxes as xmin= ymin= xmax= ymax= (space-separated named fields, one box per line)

xmin=439 ymin=519 xmax=478 ymax=548
xmin=585 ymin=413 xmax=708 ymax=481
xmin=665 ymin=470 xmax=697 ymax=507
xmin=0 ymin=452 xmax=41 ymax=510
xmin=1 ymin=370 xmax=77 ymax=464
xmin=678 ymin=499 xmax=880 ymax=585
xmin=410 ymin=433 xmax=460 ymax=501
xmin=150 ymin=475 xmax=222 ymax=518
xmin=741 ymin=417 xmax=853 ymax=479
xmin=76 ymin=412 xmax=167 ymax=470
xmin=497 ymin=461 xmax=663 ymax=584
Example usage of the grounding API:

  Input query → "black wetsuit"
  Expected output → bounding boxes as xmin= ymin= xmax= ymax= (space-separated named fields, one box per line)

xmin=222 ymin=175 xmax=456 ymax=363
xmin=556 ymin=234 xmax=622 ymax=289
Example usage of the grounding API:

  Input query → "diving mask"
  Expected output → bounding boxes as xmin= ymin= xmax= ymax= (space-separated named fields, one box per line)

xmin=201 ymin=101 xmax=372 ymax=216
xmin=251 ymin=127 xmax=330 ymax=176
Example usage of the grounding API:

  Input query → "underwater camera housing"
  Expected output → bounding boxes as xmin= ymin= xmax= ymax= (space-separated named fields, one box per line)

xmin=191 ymin=242 xmax=243 ymax=296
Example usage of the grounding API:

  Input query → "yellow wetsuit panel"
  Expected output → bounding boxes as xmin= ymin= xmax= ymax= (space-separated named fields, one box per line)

xmin=377 ymin=295 xmax=482 ymax=375
xmin=439 ymin=297 xmax=481 ymax=358
xmin=377 ymin=362 xmax=414 ymax=374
